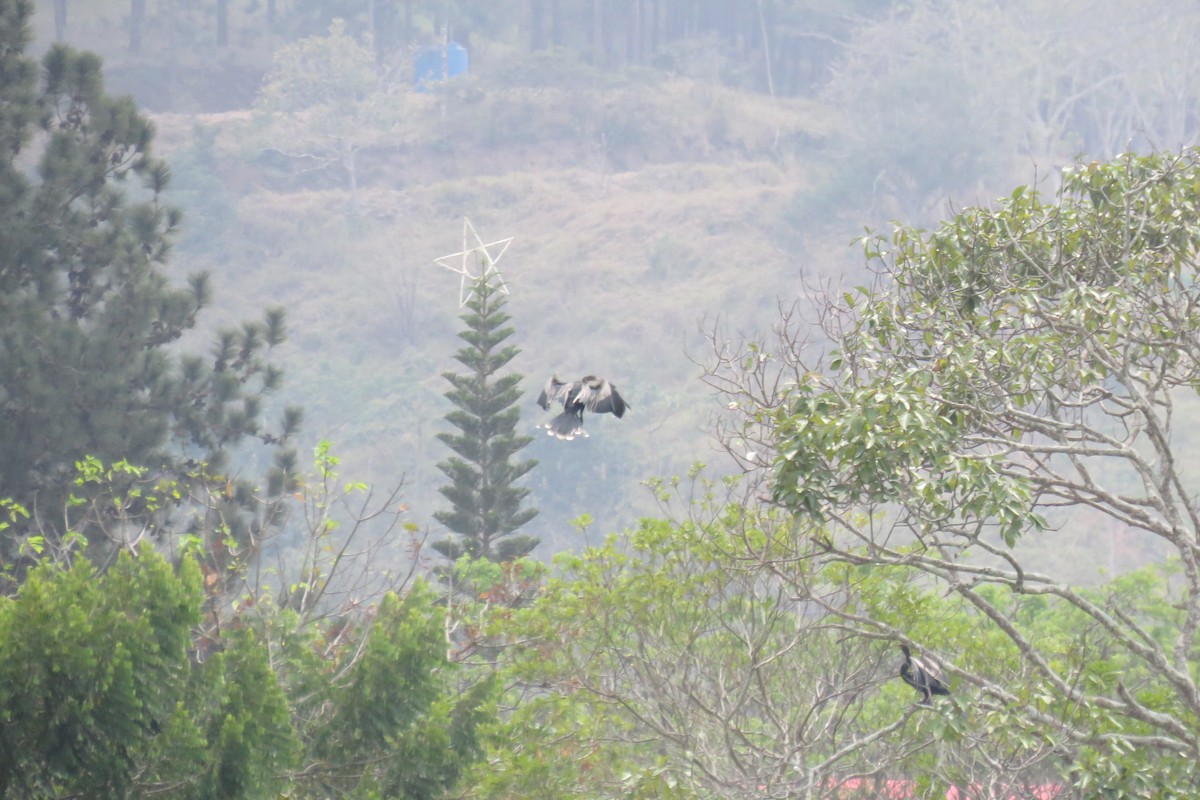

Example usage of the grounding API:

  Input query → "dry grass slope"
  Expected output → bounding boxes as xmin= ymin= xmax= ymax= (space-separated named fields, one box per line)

xmin=151 ymin=78 xmax=856 ymax=552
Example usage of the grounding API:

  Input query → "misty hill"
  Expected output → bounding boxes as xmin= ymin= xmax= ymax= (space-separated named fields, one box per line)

xmin=33 ymin=1 xmax=1200 ymax=557
xmin=145 ymin=75 xmax=847 ymax=553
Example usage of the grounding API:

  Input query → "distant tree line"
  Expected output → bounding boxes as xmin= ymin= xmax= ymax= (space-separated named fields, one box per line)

xmin=46 ymin=0 xmax=891 ymax=101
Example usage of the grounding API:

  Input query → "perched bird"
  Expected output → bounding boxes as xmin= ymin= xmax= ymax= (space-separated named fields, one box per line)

xmin=537 ymin=374 xmax=627 ymax=440
xmin=899 ymin=644 xmax=950 ymax=705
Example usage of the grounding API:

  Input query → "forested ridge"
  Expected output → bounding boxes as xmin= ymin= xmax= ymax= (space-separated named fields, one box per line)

xmin=6 ymin=0 xmax=1200 ymax=797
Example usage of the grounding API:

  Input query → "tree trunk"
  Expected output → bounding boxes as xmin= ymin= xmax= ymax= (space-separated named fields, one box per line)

xmin=664 ymin=0 xmax=686 ymax=42
xmin=216 ymin=0 xmax=228 ymax=46
xmin=367 ymin=0 xmax=380 ymax=63
xmin=342 ymin=138 xmax=359 ymax=214
xmin=629 ymin=0 xmax=642 ymax=65
xmin=591 ymin=0 xmax=603 ymax=65
xmin=757 ymin=0 xmax=775 ymax=101
xmin=530 ymin=0 xmax=545 ymax=51
xmin=550 ymin=0 xmax=562 ymax=46
xmin=647 ymin=0 xmax=660 ymax=57
xmin=130 ymin=0 xmax=144 ymax=51
xmin=54 ymin=0 xmax=67 ymax=40
xmin=165 ymin=0 xmax=179 ymax=110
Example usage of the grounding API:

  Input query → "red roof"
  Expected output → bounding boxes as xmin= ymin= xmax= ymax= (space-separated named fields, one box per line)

xmin=825 ymin=777 xmax=1065 ymax=799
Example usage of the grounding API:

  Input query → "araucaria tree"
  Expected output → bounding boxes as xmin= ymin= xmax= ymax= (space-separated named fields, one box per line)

xmin=433 ymin=274 xmax=538 ymax=565
xmin=0 ymin=2 xmax=300 ymax=572
xmin=708 ymin=149 xmax=1200 ymax=797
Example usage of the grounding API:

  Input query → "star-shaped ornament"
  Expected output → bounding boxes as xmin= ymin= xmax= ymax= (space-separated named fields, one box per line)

xmin=433 ymin=218 xmax=513 ymax=306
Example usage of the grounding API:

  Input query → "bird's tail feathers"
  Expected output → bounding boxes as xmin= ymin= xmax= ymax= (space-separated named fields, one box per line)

xmin=541 ymin=412 xmax=588 ymax=440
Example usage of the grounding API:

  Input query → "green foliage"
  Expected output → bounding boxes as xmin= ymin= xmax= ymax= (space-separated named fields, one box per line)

xmin=284 ymin=579 xmax=496 ymax=800
xmin=480 ymin=475 xmax=907 ymax=799
xmin=0 ymin=0 xmax=37 ymax=159
xmin=0 ymin=546 xmax=298 ymax=800
xmin=433 ymin=275 xmax=539 ymax=568
xmin=189 ymin=627 xmax=298 ymax=800
xmin=253 ymin=18 xmax=406 ymax=201
xmin=258 ymin=18 xmax=378 ymax=114
xmin=0 ymin=6 xmax=301 ymax=570
xmin=774 ymin=151 xmax=1200 ymax=545
xmin=0 ymin=451 xmax=495 ymax=800
xmin=0 ymin=550 xmax=192 ymax=796
xmin=753 ymin=150 xmax=1200 ymax=795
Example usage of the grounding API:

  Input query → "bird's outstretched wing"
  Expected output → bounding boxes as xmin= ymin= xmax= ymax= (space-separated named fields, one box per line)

xmin=576 ymin=376 xmax=627 ymax=418
xmin=537 ymin=374 xmax=571 ymax=410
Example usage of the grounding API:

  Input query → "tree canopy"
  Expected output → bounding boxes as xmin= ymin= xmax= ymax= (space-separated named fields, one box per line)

xmin=708 ymin=149 xmax=1200 ymax=797
xmin=487 ymin=476 xmax=916 ymax=800
xmin=0 ymin=12 xmax=495 ymax=798
xmin=0 ymin=547 xmax=296 ymax=800
xmin=0 ymin=0 xmax=300 ymax=573
xmin=253 ymin=18 xmax=404 ymax=205
xmin=0 ymin=453 xmax=494 ymax=800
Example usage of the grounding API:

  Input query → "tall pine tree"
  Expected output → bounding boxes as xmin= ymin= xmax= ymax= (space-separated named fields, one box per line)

xmin=433 ymin=274 xmax=538 ymax=564
xmin=0 ymin=1 xmax=300 ymax=575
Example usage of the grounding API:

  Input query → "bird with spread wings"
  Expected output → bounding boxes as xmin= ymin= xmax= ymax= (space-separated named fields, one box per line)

xmin=537 ymin=375 xmax=628 ymax=440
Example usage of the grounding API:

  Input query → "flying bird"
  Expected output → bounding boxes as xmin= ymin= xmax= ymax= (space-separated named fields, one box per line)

xmin=899 ymin=644 xmax=951 ymax=705
xmin=537 ymin=374 xmax=627 ymax=440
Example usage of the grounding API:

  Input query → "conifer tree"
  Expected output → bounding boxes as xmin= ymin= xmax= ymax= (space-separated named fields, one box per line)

xmin=0 ymin=2 xmax=300 ymax=572
xmin=433 ymin=275 xmax=539 ymax=564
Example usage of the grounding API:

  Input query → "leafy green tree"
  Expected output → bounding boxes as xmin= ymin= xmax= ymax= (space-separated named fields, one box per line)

xmin=258 ymin=17 xmax=377 ymax=109
xmin=0 ymin=546 xmax=298 ymax=800
xmin=433 ymin=274 xmax=539 ymax=566
xmin=193 ymin=443 xmax=497 ymax=800
xmin=0 ymin=452 xmax=496 ymax=800
xmin=474 ymin=472 xmax=945 ymax=800
xmin=187 ymin=627 xmax=299 ymax=800
xmin=286 ymin=579 xmax=496 ymax=800
xmin=708 ymin=149 xmax=1200 ymax=797
xmin=0 ymin=3 xmax=300 ymax=574
xmin=0 ymin=546 xmax=489 ymax=800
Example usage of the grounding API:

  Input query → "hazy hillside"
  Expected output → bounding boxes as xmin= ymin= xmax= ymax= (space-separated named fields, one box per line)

xmin=142 ymin=78 xmax=850 ymax=554
xmin=16 ymin=7 xmax=1200 ymax=794
xmin=32 ymin=0 xmax=1200 ymax=560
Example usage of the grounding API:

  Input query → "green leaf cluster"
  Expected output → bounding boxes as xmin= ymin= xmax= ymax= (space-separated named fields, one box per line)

xmin=774 ymin=151 xmax=1200 ymax=545
xmin=0 ymin=547 xmax=298 ymax=799
xmin=284 ymin=578 xmax=496 ymax=800
xmin=759 ymin=150 xmax=1200 ymax=794
xmin=481 ymin=487 xmax=903 ymax=799
xmin=0 ymin=533 xmax=495 ymax=799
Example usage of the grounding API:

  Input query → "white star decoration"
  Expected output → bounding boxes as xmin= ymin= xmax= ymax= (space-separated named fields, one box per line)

xmin=433 ymin=218 xmax=513 ymax=307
